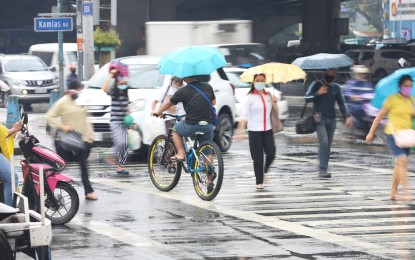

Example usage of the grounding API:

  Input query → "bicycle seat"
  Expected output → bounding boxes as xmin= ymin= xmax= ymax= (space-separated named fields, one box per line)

xmin=193 ymin=132 xmax=205 ymax=139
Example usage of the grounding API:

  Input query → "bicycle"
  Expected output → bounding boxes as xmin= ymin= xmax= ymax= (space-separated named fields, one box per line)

xmin=147 ymin=114 xmax=224 ymax=201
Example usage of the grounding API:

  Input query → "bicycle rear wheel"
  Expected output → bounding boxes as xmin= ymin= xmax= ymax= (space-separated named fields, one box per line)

xmin=148 ymin=135 xmax=182 ymax=191
xmin=192 ymin=141 xmax=224 ymax=201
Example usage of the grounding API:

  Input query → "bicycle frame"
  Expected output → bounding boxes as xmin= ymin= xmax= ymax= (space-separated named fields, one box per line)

xmin=161 ymin=119 xmax=214 ymax=175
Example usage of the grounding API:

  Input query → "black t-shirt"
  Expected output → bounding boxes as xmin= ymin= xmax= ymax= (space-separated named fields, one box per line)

xmin=170 ymin=81 xmax=216 ymax=125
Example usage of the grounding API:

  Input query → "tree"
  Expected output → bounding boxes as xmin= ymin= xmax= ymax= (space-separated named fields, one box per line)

xmin=343 ymin=0 xmax=383 ymax=33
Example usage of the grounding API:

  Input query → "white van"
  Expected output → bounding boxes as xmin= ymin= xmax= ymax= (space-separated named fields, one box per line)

xmin=28 ymin=43 xmax=78 ymax=80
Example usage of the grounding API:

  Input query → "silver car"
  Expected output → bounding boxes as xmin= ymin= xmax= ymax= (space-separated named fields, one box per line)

xmin=0 ymin=54 xmax=58 ymax=108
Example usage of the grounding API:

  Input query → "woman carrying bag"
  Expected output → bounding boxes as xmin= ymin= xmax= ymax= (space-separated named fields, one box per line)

xmin=366 ymin=75 xmax=414 ymax=201
xmin=47 ymin=80 xmax=97 ymax=200
xmin=236 ymin=73 xmax=278 ymax=189
xmin=102 ymin=68 xmax=130 ymax=174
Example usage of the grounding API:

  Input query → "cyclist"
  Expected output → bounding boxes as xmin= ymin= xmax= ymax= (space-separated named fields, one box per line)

xmin=152 ymin=75 xmax=216 ymax=162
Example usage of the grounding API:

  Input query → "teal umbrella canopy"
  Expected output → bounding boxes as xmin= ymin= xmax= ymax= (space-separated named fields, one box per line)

xmin=158 ymin=46 xmax=227 ymax=78
xmin=371 ymin=67 xmax=415 ymax=109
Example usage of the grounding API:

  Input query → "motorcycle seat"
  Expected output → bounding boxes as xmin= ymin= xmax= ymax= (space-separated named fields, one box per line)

xmin=0 ymin=203 xmax=19 ymax=222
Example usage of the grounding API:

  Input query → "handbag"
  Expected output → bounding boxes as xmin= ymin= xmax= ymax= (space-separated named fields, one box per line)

xmin=270 ymin=106 xmax=283 ymax=133
xmin=295 ymin=102 xmax=316 ymax=134
xmin=390 ymin=121 xmax=415 ymax=148
xmin=60 ymin=131 xmax=86 ymax=154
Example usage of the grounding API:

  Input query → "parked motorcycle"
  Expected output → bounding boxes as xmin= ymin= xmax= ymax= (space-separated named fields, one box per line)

xmin=18 ymin=112 xmax=79 ymax=225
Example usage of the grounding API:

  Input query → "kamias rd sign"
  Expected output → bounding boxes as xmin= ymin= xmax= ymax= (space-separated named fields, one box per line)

xmin=34 ymin=17 xmax=73 ymax=32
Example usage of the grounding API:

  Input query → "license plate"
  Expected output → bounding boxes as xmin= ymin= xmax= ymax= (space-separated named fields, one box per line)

xmin=94 ymin=133 xmax=103 ymax=141
xmin=34 ymin=88 xmax=47 ymax=94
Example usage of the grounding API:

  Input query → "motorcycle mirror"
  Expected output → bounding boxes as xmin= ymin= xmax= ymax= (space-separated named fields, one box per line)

xmin=23 ymin=113 xmax=28 ymax=125
xmin=19 ymin=106 xmax=25 ymax=119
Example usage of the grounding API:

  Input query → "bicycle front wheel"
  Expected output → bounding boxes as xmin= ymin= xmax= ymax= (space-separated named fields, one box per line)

xmin=148 ymin=135 xmax=182 ymax=191
xmin=192 ymin=141 xmax=224 ymax=201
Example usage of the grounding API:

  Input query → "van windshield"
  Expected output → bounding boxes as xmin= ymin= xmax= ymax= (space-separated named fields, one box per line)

xmin=4 ymin=59 xmax=48 ymax=72
xmin=67 ymin=51 xmax=77 ymax=64
xmin=87 ymin=63 xmax=164 ymax=89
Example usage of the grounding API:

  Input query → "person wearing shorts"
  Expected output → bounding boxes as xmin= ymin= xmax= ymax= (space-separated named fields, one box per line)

xmin=366 ymin=74 xmax=414 ymax=201
xmin=153 ymin=75 xmax=216 ymax=161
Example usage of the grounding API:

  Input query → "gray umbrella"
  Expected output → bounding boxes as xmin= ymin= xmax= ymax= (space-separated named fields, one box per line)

xmin=292 ymin=53 xmax=354 ymax=70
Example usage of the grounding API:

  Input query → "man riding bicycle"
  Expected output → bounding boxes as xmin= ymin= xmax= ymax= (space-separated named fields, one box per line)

xmin=153 ymin=75 xmax=216 ymax=161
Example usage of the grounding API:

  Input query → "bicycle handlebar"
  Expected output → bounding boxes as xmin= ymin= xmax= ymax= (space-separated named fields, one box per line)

xmin=162 ymin=113 xmax=186 ymax=120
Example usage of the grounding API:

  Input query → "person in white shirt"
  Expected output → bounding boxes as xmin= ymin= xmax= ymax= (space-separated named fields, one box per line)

xmin=236 ymin=73 xmax=278 ymax=189
xmin=151 ymin=77 xmax=185 ymax=131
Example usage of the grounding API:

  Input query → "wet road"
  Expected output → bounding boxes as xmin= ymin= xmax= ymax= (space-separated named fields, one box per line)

xmin=3 ymin=104 xmax=415 ymax=260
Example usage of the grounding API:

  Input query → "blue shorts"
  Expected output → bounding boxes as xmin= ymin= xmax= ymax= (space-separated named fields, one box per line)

xmin=387 ymin=134 xmax=410 ymax=157
xmin=173 ymin=121 xmax=214 ymax=146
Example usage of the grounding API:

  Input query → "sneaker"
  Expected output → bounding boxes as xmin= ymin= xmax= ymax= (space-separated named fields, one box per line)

xmin=116 ymin=169 xmax=130 ymax=174
xmin=318 ymin=170 xmax=331 ymax=178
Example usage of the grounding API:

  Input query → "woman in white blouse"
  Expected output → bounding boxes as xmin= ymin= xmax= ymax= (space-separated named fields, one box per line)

xmin=236 ymin=73 xmax=278 ymax=189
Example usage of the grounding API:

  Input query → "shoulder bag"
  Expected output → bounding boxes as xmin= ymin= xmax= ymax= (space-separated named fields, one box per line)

xmin=391 ymin=99 xmax=415 ymax=148
xmin=269 ymin=93 xmax=283 ymax=133
xmin=187 ymin=83 xmax=218 ymax=125
xmin=295 ymin=102 xmax=316 ymax=134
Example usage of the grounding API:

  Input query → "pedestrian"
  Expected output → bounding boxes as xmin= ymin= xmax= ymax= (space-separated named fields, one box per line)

xmin=152 ymin=75 xmax=216 ymax=192
xmin=47 ymin=80 xmax=97 ymax=200
xmin=66 ymin=64 xmax=78 ymax=87
xmin=0 ymin=121 xmax=22 ymax=206
xmin=101 ymin=68 xmax=130 ymax=174
xmin=305 ymin=69 xmax=353 ymax=178
xmin=151 ymin=76 xmax=185 ymax=132
xmin=235 ymin=73 xmax=277 ymax=189
xmin=343 ymin=65 xmax=373 ymax=137
xmin=366 ymin=74 xmax=414 ymax=201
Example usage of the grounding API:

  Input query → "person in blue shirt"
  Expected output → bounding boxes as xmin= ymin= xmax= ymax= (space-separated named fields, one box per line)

xmin=65 ymin=64 xmax=78 ymax=87
xmin=343 ymin=65 xmax=373 ymax=137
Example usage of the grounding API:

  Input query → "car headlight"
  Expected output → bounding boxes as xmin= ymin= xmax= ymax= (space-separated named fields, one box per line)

xmin=129 ymin=99 xmax=146 ymax=112
xmin=53 ymin=78 xmax=59 ymax=85
xmin=12 ymin=80 xmax=26 ymax=86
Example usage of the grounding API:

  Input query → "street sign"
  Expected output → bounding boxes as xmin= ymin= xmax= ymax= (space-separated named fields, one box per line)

xmin=34 ymin=17 xmax=73 ymax=32
xmin=82 ymin=3 xmax=93 ymax=16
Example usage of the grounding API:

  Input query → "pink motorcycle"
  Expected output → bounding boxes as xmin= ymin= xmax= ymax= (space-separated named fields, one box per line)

xmin=19 ymin=113 xmax=79 ymax=225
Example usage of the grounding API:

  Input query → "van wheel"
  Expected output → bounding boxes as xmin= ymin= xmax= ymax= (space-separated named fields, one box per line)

xmin=214 ymin=113 xmax=233 ymax=152
xmin=0 ymin=231 xmax=13 ymax=260
xmin=374 ymin=69 xmax=387 ymax=80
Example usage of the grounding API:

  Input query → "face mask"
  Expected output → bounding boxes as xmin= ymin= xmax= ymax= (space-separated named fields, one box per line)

xmin=71 ymin=94 xmax=79 ymax=100
xmin=400 ymin=86 xmax=412 ymax=97
xmin=254 ymin=82 xmax=266 ymax=91
xmin=324 ymin=74 xmax=335 ymax=83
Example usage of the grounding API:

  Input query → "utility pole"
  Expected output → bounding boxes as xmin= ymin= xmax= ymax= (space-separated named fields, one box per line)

xmin=82 ymin=0 xmax=95 ymax=80
xmin=57 ymin=0 xmax=65 ymax=97
xmin=76 ymin=0 xmax=84 ymax=81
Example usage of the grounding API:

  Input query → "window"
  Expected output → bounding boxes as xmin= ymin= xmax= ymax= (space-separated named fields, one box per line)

xmin=4 ymin=58 xmax=48 ymax=72
xmin=88 ymin=63 xmax=164 ymax=89
xmin=67 ymin=51 xmax=78 ymax=64
xmin=31 ymin=51 xmax=53 ymax=66
xmin=361 ymin=51 xmax=374 ymax=61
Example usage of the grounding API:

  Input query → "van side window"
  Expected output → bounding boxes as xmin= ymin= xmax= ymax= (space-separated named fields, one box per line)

xmin=31 ymin=51 xmax=54 ymax=67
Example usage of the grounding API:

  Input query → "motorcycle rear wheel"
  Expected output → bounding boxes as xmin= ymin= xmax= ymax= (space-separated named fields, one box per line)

xmin=45 ymin=182 xmax=79 ymax=225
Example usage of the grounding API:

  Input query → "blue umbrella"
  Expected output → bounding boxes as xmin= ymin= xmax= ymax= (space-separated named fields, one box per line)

xmin=371 ymin=67 xmax=415 ymax=109
xmin=292 ymin=53 xmax=354 ymax=70
xmin=158 ymin=46 xmax=227 ymax=78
